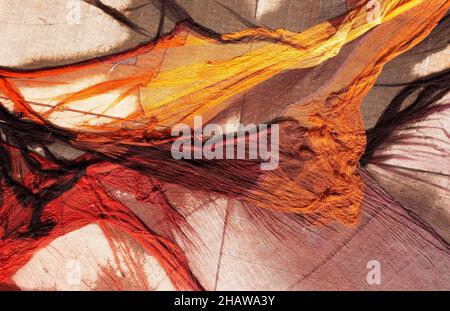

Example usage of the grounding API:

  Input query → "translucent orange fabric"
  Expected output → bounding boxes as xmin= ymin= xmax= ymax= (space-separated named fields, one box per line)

xmin=0 ymin=0 xmax=448 ymax=289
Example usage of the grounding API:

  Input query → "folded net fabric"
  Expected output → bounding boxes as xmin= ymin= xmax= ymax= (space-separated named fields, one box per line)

xmin=0 ymin=0 xmax=448 ymax=290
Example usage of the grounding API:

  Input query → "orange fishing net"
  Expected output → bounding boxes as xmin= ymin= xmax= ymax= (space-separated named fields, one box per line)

xmin=0 ymin=0 xmax=448 ymax=290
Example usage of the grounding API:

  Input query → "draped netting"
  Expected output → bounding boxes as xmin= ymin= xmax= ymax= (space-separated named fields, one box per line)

xmin=0 ymin=0 xmax=448 ymax=290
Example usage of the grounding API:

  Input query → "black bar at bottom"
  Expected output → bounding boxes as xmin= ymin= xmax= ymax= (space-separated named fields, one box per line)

xmin=0 ymin=291 xmax=447 ymax=309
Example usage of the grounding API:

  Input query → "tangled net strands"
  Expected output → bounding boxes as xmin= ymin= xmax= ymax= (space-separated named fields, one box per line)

xmin=0 ymin=0 xmax=449 ymax=290
xmin=362 ymin=66 xmax=450 ymax=244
